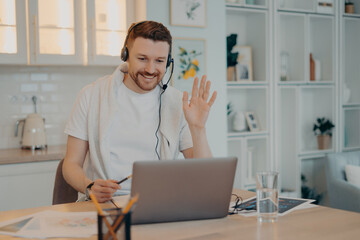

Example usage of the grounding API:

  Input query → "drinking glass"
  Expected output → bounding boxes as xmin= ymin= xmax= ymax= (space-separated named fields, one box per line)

xmin=256 ymin=171 xmax=279 ymax=223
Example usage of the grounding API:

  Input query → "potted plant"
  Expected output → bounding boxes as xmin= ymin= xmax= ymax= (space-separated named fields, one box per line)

xmin=313 ymin=117 xmax=335 ymax=150
xmin=226 ymin=34 xmax=239 ymax=81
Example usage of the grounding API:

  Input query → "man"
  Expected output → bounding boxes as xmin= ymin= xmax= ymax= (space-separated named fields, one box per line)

xmin=63 ymin=21 xmax=217 ymax=203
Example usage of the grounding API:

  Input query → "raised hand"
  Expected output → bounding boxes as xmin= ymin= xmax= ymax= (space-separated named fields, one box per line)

xmin=182 ymin=75 xmax=217 ymax=130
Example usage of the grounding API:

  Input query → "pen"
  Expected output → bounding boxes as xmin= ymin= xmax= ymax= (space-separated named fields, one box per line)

xmin=117 ymin=174 xmax=132 ymax=184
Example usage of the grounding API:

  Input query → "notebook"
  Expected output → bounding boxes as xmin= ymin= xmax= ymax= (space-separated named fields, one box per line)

xmin=130 ymin=157 xmax=237 ymax=224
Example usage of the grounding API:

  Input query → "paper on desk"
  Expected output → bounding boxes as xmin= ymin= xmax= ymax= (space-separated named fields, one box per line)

xmin=229 ymin=196 xmax=317 ymax=217
xmin=0 ymin=210 xmax=97 ymax=238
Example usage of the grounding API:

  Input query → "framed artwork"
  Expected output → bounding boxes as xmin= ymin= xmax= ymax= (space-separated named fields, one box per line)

xmin=170 ymin=0 xmax=207 ymax=27
xmin=234 ymin=46 xmax=253 ymax=81
xmin=172 ymin=38 xmax=206 ymax=94
xmin=245 ymin=112 xmax=260 ymax=132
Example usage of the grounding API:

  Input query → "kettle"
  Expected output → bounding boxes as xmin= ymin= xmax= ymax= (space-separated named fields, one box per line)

xmin=15 ymin=96 xmax=47 ymax=150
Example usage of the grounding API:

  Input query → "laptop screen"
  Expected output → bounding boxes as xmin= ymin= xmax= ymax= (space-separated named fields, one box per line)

xmin=130 ymin=157 xmax=237 ymax=224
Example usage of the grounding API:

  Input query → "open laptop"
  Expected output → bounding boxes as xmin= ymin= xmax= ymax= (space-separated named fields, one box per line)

xmin=130 ymin=157 xmax=237 ymax=224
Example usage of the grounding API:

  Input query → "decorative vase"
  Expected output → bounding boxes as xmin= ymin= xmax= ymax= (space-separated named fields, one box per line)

xmin=232 ymin=111 xmax=246 ymax=132
xmin=317 ymin=135 xmax=331 ymax=150
xmin=227 ymin=66 xmax=236 ymax=81
xmin=310 ymin=53 xmax=315 ymax=81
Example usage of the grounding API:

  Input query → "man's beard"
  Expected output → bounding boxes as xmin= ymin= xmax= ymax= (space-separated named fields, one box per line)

xmin=129 ymin=70 xmax=163 ymax=91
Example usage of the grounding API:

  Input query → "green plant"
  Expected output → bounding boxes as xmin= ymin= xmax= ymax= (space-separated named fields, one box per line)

xmin=226 ymin=34 xmax=239 ymax=67
xmin=227 ymin=102 xmax=233 ymax=116
xmin=301 ymin=174 xmax=323 ymax=205
xmin=313 ymin=117 xmax=335 ymax=136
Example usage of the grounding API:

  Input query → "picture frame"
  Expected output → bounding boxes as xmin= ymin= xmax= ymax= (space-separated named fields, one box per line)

xmin=234 ymin=46 xmax=253 ymax=81
xmin=245 ymin=112 xmax=260 ymax=132
xmin=170 ymin=0 xmax=207 ymax=28
xmin=171 ymin=38 xmax=206 ymax=94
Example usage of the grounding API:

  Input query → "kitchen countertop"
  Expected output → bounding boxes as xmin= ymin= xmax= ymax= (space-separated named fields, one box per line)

xmin=0 ymin=145 xmax=66 ymax=165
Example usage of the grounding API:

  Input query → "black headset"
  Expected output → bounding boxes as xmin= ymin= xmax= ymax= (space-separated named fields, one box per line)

xmin=120 ymin=21 xmax=173 ymax=69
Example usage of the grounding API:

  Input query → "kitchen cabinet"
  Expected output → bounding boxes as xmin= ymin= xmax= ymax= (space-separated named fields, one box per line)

xmin=27 ymin=0 xmax=84 ymax=65
xmin=0 ymin=0 xmax=138 ymax=65
xmin=0 ymin=0 xmax=27 ymax=64
xmin=86 ymin=0 xmax=129 ymax=66
xmin=0 ymin=160 xmax=60 ymax=211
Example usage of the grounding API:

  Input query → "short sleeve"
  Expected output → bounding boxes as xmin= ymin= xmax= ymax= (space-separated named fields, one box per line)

xmin=64 ymin=84 xmax=93 ymax=140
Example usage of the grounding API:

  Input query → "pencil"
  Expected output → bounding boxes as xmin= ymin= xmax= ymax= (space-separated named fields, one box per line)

xmin=117 ymin=174 xmax=132 ymax=184
xmin=105 ymin=194 xmax=139 ymax=239
xmin=89 ymin=192 xmax=118 ymax=240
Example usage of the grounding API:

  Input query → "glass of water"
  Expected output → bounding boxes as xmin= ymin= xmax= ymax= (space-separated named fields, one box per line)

xmin=256 ymin=171 xmax=279 ymax=223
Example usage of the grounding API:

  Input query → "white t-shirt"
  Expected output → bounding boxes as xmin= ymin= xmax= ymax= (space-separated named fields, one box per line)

xmin=65 ymin=81 xmax=192 ymax=194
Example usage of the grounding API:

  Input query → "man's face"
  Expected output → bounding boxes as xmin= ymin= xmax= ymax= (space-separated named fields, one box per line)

xmin=125 ymin=37 xmax=169 ymax=93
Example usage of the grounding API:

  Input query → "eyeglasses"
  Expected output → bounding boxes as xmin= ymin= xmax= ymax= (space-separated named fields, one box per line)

xmin=228 ymin=194 xmax=256 ymax=215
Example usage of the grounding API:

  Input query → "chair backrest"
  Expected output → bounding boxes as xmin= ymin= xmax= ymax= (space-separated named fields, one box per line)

xmin=52 ymin=159 xmax=78 ymax=205
xmin=326 ymin=151 xmax=360 ymax=182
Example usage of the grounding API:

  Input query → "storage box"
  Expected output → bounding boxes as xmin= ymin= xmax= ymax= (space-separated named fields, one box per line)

xmin=317 ymin=0 xmax=334 ymax=14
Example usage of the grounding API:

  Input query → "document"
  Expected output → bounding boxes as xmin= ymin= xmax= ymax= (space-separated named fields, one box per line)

xmin=229 ymin=196 xmax=316 ymax=217
xmin=0 ymin=210 xmax=97 ymax=238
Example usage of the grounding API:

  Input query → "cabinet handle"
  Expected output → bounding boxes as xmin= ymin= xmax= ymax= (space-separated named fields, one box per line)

xmin=33 ymin=15 xmax=37 ymax=61
xmin=91 ymin=19 xmax=95 ymax=59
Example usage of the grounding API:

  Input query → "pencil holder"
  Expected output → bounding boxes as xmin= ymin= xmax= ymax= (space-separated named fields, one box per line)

xmin=98 ymin=208 xmax=131 ymax=240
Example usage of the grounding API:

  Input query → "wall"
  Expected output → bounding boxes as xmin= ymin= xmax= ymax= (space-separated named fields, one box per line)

xmin=146 ymin=0 xmax=228 ymax=157
xmin=0 ymin=66 xmax=115 ymax=149
xmin=0 ymin=0 xmax=228 ymax=157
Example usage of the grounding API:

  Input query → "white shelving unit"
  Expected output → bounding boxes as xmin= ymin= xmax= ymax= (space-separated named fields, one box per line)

xmin=275 ymin=0 xmax=337 ymax=197
xmin=340 ymin=0 xmax=360 ymax=151
xmin=226 ymin=0 xmax=272 ymax=191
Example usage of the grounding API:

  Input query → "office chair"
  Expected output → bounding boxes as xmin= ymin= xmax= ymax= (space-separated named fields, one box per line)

xmin=52 ymin=159 xmax=78 ymax=204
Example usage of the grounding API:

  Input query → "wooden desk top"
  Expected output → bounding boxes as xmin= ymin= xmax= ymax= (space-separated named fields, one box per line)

xmin=0 ymin=189 xmax=359 ymax=240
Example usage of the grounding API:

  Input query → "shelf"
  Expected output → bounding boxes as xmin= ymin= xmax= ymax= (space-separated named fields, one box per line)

xmin=227 ymin=82 xmax=268 ymax=89
xmin=226 ymin=4 xmax=268 ymax=11
xmin=227 ymin=131 xmax=269 ymax=139
xmin=343 ymin=146 xmax=360 ymax=152
xmin=278 ymin=9 xmax=334 ymax=16
xmin=343 ymin=103 xmax=360 ymax=109
xmin=278 ymin=81 xmax=334 ymax=86
xmin=298 ymin=149 xmax=334 ymax=158
xmin=343 ymin=13 xmax=360 ymax=18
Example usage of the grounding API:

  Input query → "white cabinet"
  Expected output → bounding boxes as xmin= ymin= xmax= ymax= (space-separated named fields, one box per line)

xmin=86 ymin=0 xmax=129 ymax=66
xmin=0 ymin=160 xmax=59 ymax=211
xmin=226 ymin=0 xmax=272 ymax=190
xmin=0 ymin=0 xmax=139 ymax=65
xmin=0 ymin=0 xmax=27 ymax=64
xmin=27 ymin=0 xmax=84 ymax=65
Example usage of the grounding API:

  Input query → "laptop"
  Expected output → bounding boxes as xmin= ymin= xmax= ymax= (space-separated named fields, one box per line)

xmin=130 ymin=157 xmax=237 ymax=224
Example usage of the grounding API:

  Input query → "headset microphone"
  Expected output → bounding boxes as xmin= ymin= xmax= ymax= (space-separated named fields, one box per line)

xmin=162 ymin=58 xmax=174 ymax=91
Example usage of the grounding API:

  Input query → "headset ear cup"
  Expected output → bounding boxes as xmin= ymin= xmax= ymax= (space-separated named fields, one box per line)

xmin=166 ymin=55 xmax=173 ymax=68
xmin=121 ymin=47 xmax=128 ymax=61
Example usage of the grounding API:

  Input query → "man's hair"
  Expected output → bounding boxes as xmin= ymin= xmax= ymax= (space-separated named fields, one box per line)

xmin=126 ymin=21 xmax=172 ymax=51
